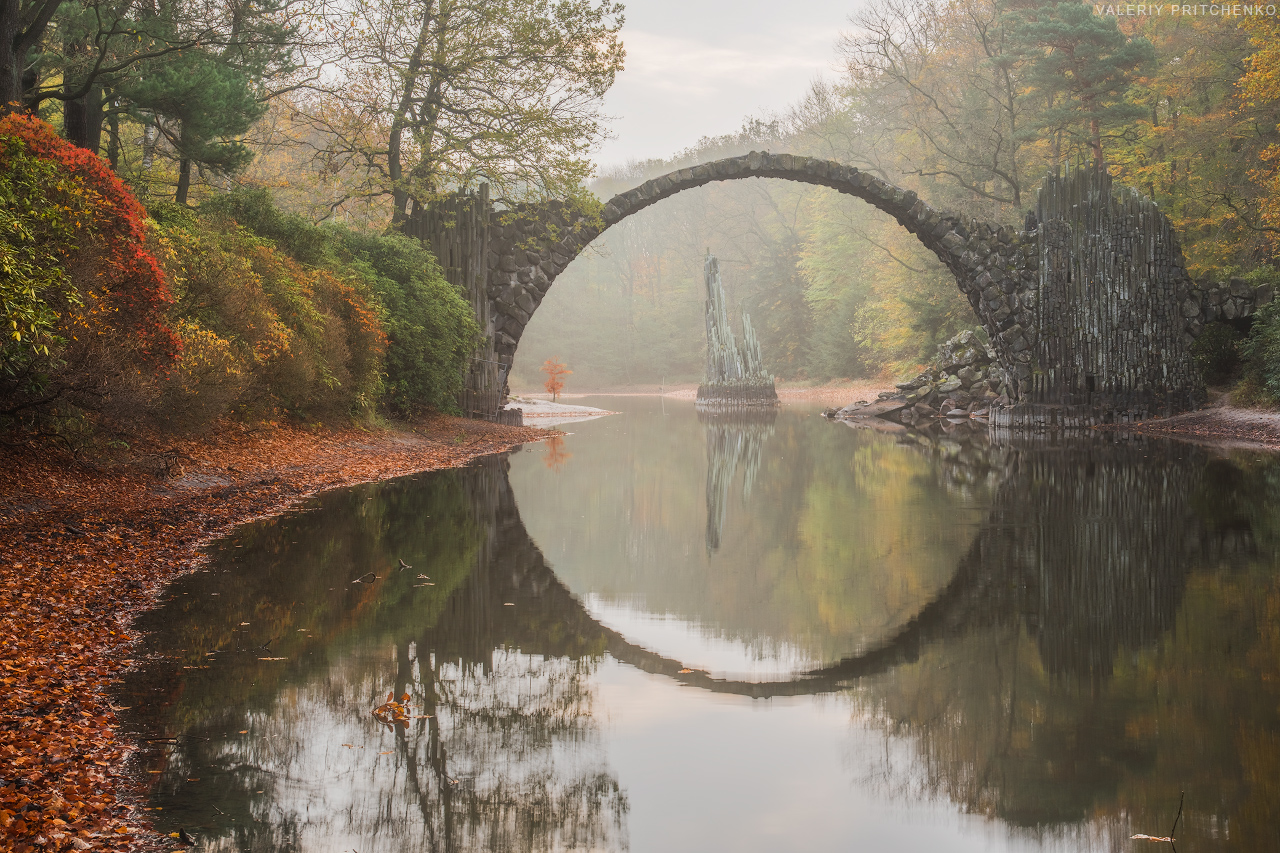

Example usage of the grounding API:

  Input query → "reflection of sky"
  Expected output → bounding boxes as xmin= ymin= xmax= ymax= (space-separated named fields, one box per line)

xmin=176 ymin=647 xmax=1084 ymax=853
xmin=584 ymin=594 xmax=820 ymax=679
xmin=189 ymin=645 xmax=624 ymax=853
xmin=593 ymin=659 xmax=1080 ymax=853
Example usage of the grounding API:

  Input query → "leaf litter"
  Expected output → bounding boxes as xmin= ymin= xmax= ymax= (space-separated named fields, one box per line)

xmin=0 ymin=414 xmax=546 ymax=851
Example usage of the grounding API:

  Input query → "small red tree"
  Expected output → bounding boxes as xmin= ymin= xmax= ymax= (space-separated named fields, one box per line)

xmin=541 ymin=358 xmax=571 ymax=402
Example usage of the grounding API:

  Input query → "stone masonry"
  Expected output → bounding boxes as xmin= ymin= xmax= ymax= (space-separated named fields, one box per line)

xmin=412 ymin=152 xmax=1219 ymax=425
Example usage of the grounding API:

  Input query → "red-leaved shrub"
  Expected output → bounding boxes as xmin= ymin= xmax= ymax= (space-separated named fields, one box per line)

xmin=0 ymin=114 xmax=179 ymax=365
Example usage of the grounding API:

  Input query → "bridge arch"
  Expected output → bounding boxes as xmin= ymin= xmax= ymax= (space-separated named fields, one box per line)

xmin=410 ymin=155 xmax=1215 ymax=422
xmin=481 ymin=151 xmax=1039 ymax=397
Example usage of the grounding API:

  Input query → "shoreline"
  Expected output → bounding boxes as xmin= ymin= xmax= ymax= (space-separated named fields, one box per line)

xmin=523 ymin=385 xmax=1280 ymax=448
xmin=5 ymin=392 xmax=1279 ymax=851
xmin=514 ymin=379 xmax=894 ymax=407
xmin=1095 ymin=400 xmax=1280 ymax=450
xmin=0 ymin=415 xmax=547 ymax=853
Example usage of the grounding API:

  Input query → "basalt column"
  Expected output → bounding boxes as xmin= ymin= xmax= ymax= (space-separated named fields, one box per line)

xmin=696 ymin=252 xmax=778 ymax=408
xmin=403 ymin=186 xmax=516 ymax=423
xmin=1026 ymin=166 xmax=1202 ymax=417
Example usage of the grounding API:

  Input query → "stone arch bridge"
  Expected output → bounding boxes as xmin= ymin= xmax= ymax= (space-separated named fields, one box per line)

xmin=406 ymin=153 xmax=1271 ymax=424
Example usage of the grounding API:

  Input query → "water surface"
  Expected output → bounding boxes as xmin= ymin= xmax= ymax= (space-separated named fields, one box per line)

xmin=121 ymin=397 xmax=1280 ymax=851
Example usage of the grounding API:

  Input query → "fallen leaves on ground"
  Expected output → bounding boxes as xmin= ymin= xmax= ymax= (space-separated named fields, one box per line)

xmin=0 ymin=414 xmax=546 ymax=852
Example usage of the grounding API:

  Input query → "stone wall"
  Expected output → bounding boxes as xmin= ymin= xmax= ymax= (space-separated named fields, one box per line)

xmin=1184 ymin=276 xmax=1274 ymax=329
xmin=402 ymin=186 xmax=511 ymax=421
xmin=1028 ymin=166 xmax=1200 ymax=416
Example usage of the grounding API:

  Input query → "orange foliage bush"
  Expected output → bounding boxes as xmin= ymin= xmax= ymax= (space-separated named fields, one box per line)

xmin=155 ymin=210 xmax=387 ymax=423
xmin=541 ymin=357 xmax=571 ymax=402
xmin=0 ymin=114 xmax=179 ymax=365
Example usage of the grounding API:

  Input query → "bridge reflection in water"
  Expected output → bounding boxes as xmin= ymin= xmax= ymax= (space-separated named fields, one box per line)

xmin=120 ymin=419 xmax=1279 ymax=850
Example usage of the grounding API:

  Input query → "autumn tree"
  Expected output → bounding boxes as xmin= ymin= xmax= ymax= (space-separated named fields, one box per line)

xmin=298 ymin=0 xmax=625 ymax=220
xmin=541 ymin=358 xmax=571 ymax=401
xmin=1002 ymin=0 xmax=1154 ymax=166
xmin=1239 ymin=14 xmax=1280 ymax=250
xmin=840 ymin=0 xmax=1034 ymax=212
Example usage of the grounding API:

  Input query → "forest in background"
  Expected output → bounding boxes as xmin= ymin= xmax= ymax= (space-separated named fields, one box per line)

xmin=511 ymin=3 xmax=1280 ymax=390
xmin=5 ymin=0 xmax=1280 ymax=425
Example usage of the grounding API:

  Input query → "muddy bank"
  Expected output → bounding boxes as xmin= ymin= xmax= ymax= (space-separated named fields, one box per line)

xmin=0 ymin=416 xmax=547 ymax=853
xmin=1097 ymin=402 xmax=1280 ymax=450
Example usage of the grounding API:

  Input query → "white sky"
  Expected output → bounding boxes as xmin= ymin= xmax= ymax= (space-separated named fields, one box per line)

xmin=592 ymin=0 xmax=866 ymax=170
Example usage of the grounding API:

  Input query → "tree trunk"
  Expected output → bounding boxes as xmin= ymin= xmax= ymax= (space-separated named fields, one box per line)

xmin=63 ymin=85 xmax=103 ymax=153
xmin=176 ymin=157 xmax=192 ymax=204
xmin=3 ymin=0 xmax=61 ymax=114
xmin=0 ymin=0 xmax=22 ymax=112
xmin=1089 ymin=117 xmax=1104 ymax=168
xmin=106 ymin=108 xmax=120 ymax=170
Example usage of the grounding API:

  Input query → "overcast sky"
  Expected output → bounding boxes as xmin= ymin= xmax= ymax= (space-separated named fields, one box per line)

xmin=592 ymin=0 xmax=866 ymax=170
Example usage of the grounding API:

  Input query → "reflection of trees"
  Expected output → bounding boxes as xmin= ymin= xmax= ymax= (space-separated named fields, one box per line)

xmin=700 ymin=408 xmax=777 ymax=552
xmin=121 ymin=457 xmax=626 ymax=852
xmin=851 ymin=429 xmax=1279 ymax=848
xmin=122 ymin=425 xmax=1280 ymax=851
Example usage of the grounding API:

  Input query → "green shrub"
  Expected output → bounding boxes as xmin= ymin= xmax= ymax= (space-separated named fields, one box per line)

xmin=332 ymin=229 xmax=478 ymax=415
xmin=191 ymin=188 xmax=478 ymax=416
xmin=153 ymin=213 xmax=387 ymax=424
xmin=1238 ymin=301 xmax=1280 ymax=406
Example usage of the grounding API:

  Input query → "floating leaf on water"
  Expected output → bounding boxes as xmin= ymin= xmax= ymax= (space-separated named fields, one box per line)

xmin=258 ymin=657 xmax=286 ymax=661
xmin=678 ymin=669 xmax=693 ymax=674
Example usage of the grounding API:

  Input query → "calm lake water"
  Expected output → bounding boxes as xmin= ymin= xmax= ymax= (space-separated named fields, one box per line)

xmin=120 ymin=397 xmax=1280 ymax=852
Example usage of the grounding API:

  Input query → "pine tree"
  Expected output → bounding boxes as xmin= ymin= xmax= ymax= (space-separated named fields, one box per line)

xmin=1003 ymin=0 xmax=1154 ymax=166
xmin=121 ymin=51 xmax=267 ymax=203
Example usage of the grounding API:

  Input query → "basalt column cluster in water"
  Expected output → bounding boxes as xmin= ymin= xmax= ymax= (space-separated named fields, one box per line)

xmin=696 ymin=252 xmax=777 ymax=408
